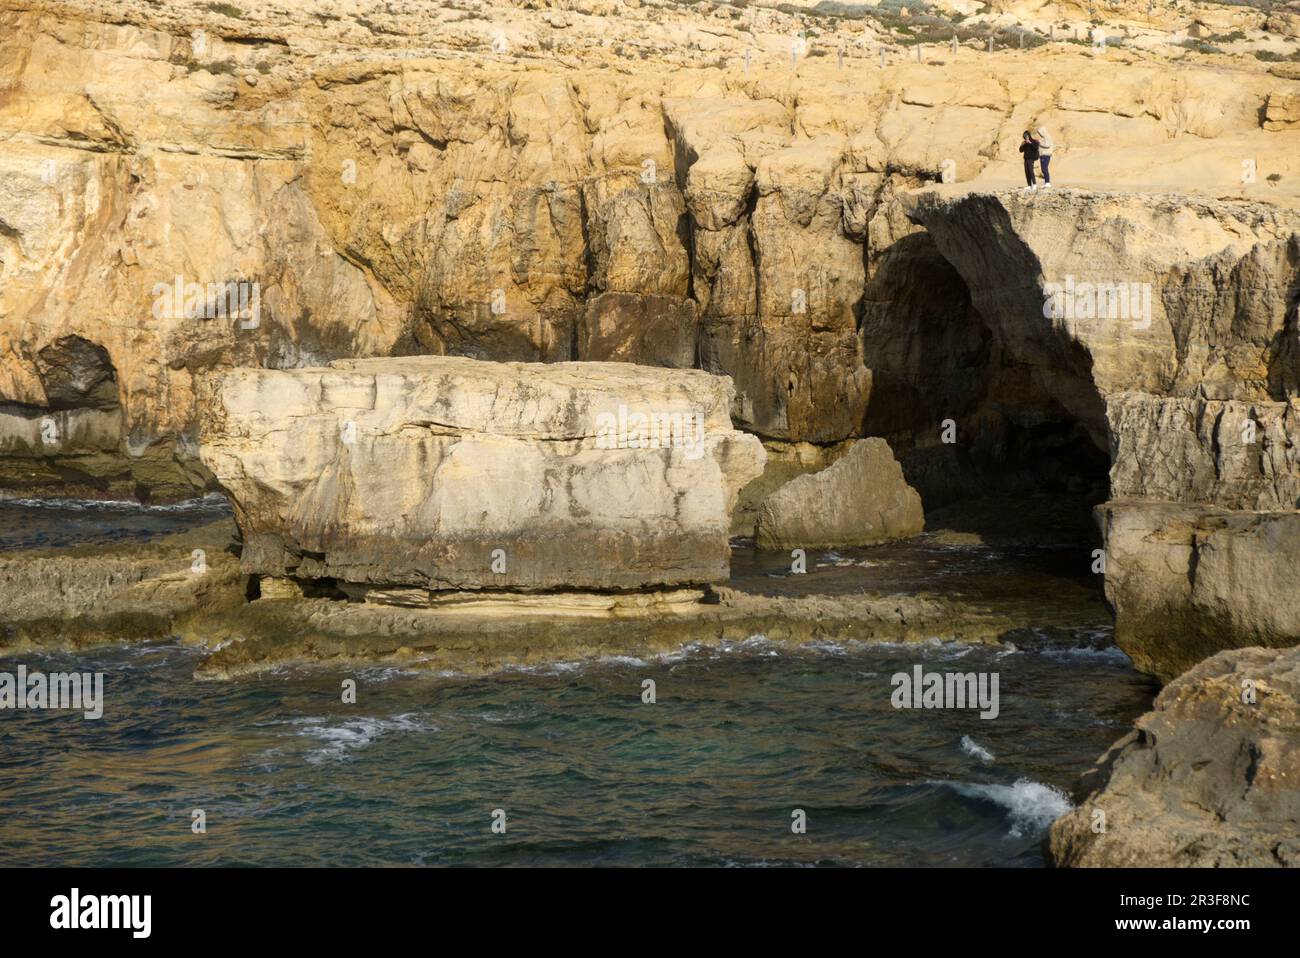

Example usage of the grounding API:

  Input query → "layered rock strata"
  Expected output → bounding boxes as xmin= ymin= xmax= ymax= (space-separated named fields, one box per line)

xmin=0 ymin=518 xmax=245 ymax=649
xmin=199 ymin=356 xmax=765 ymax=593
xmin=907 ymin=190 xmax=1300 ymax=678
xmin=5 ymin=2 xmax=1300 ymax=500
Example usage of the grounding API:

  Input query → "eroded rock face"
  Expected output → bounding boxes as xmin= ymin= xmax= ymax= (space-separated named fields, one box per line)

xmin=1100 ymin=501 xmax=1300 ymax=683
xmin=908 ymin=190 xmax=1300 ymax=677
xmin=1108 ymin=395 xmax=1300 ymax=511
xmin=6 ymin=3 xmax=1300 ymax=497
xmin=0 ymin=519 xmax=245 ymax=650
xmin=907 ymin=191 xmax=1300 ymax=444
xmin=1048 ymin=646 xmax=1300 ymax=868
xmin=755 ymin=438 xmax=924 ymax=549
xmin=199 ymin=356 xmax=765 ymax=592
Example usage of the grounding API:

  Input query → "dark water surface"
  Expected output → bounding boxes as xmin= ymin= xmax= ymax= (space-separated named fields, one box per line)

xmin=0 ymin=493 xmax=232 ymax=551
xmin=0 ymin=498 xmax=1156 ymax=867
xmin=0 ymin=639 xmax=1153 ymax=867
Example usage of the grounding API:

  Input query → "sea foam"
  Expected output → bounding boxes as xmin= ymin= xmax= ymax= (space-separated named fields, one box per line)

xmin=959 ymin=736 xmax=995 ymax=763
xmin=937 ymin=778 xmax=1072 ymax=837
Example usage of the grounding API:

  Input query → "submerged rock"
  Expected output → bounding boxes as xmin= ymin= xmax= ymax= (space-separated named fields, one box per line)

xmin=199 ymin=356 xmax=765 ymax=593
xmin=1048 ymin=646 xmax=1300 ymax=867
xmin=754 ymin=438 xmax=924 ymax=549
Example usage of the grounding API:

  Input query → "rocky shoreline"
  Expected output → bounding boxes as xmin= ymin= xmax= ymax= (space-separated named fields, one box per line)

xmin=0 ymin=499 xmax=1104 ymax=679
xmin=1048 ymin=646 xmax=1300 ymax=867
xmin=0 ymin=517 xmax=245 ymax=652
xmin=2 ymin=0 xmax=1299 ymax=867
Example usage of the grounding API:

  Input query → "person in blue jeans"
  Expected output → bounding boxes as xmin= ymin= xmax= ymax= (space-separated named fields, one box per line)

xmin=1036 ymin=126 xmax=1054 ymax=188
xmin=1019 ymin=131 xmax=1039 ymax=190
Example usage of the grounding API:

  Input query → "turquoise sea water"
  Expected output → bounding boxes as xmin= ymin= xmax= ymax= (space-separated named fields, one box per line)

xmin=0 ymin=499 xmax=1155 ymax=867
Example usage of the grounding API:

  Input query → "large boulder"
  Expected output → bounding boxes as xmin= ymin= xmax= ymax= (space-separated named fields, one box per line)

xmin=1048 ymin=646 xmax=1300 ymax=868
xmin=1099 ymin=501 xmax=1300 ymax=683
xmin=199 ymin=356 xmax=765 ymax=593
xmin=754 ymin=438 xmax=923 ymax=549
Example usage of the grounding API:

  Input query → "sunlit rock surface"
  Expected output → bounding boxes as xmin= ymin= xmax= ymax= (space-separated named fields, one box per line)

xmin=200 ymin=356 xmax=765 ymax=592
xmin=0 ymin=519 xmax=244 ymax=648
xmin=5 ymin=1 xmax=1300 ymax=497
xmin=1100 ymin=502 xmax=1300 ymax=683
xmin=755 ymin=437 xmax=924 ymax=549
xmin=1049 ymin=645 xmax=1300 ymax=867
xmin=908 ymin=190 xmax=1300 ymax=679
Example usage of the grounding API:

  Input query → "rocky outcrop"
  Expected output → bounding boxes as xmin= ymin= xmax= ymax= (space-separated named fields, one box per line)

xmin=199 ymin=356 xmax=765 ymax=593
xmin=907 ymin=191 xmax=1300 ymax=444
xmin=908 ymin=190 xmax=1300 ymax=678
xmin=754 ymin=437 xmax=924 ymax=549
xmin=1048 ymin=646 xmax=1300 ymax=867
xmin=1266 ymin=5 xmax=1300 ymax=39
xmin=0 ymin=519 xmax=245 ymax=649
xmin=1100 ymin=501 xmax=1300 ymax=683
xmin=1107 ymin=395 xmax=1300 ymax=511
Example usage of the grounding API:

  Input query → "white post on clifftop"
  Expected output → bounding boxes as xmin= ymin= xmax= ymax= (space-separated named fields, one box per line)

xmin=880 ymin=46 xmax=885 ymax=68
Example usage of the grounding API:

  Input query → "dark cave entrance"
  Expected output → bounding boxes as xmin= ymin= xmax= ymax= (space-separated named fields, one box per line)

xmin=858 ymin=231 xmax=1111 ymax=549
xmin=0 ymin=335 xmax=125 ymax=499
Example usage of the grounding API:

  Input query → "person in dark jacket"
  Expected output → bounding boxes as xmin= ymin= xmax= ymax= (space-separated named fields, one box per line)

xmin=1019 ymin=131 xmax=1040 ymax=190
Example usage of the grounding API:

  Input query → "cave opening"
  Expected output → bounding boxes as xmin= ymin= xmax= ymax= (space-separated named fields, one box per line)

xmin=859 ymin=231 xmax=1111 ymax=551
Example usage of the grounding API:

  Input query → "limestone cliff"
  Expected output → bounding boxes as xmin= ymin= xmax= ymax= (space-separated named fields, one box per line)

xmin=6 ymin=0 xmax=1300 ymax=678
xmin=907 ymin=190 xmax=1300 ymax=678
xmin=4 ymin=0 xmax=1300 ymax=502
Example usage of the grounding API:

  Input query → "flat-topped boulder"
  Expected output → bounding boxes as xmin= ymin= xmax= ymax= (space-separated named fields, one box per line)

xmin=1099 ymin=500 xmax=1300 ymax=683
xmin=199 ymin=356 xmax=765 ymax=594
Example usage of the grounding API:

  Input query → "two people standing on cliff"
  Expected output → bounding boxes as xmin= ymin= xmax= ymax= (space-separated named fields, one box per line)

xmin=1019 ymin=127 xmax=1054 ymax=190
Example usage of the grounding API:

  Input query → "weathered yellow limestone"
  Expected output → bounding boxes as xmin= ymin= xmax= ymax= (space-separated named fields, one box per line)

xmin=199 ymin=356 xmax=765 ymax=591
xmin=4 ymin=0 xmax=1300 ymax=498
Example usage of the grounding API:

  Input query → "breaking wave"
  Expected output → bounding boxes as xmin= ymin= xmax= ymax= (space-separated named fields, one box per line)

xmin=935 ymin=778 xmax=1073 ymax=838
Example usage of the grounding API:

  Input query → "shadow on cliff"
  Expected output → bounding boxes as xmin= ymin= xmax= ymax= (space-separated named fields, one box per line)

xmin=859 ymin=197 xmax=1111 ymax=547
